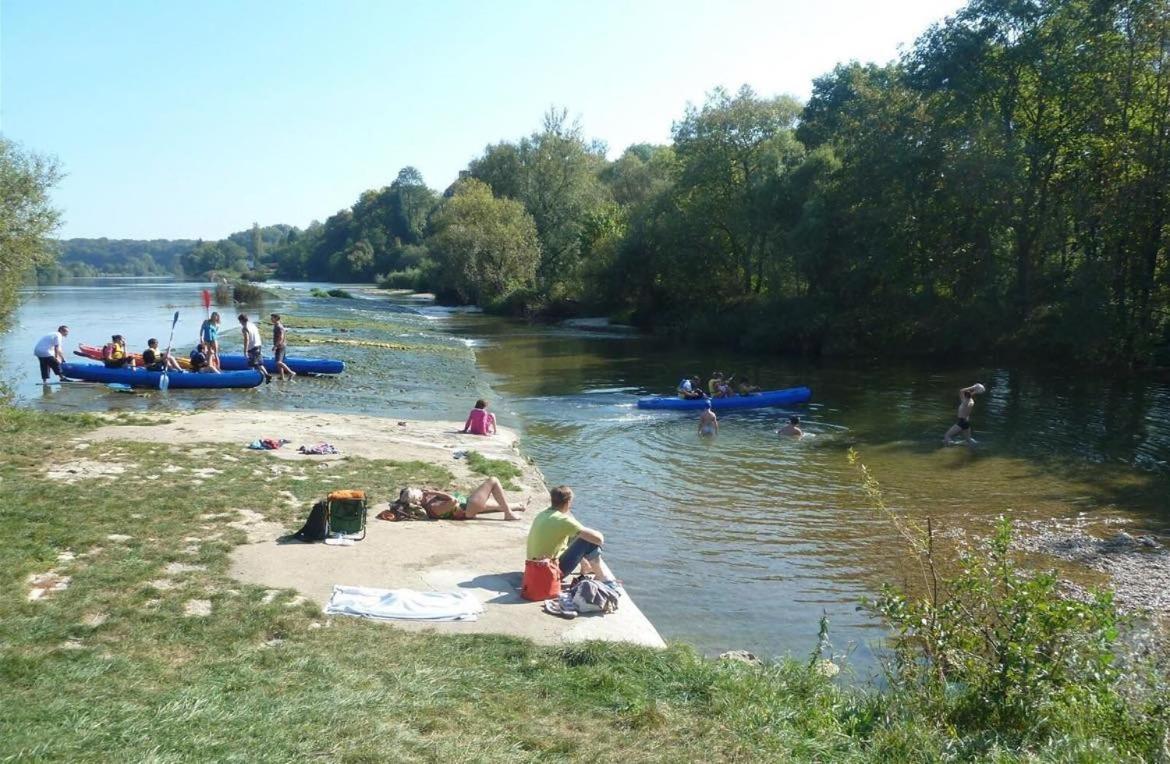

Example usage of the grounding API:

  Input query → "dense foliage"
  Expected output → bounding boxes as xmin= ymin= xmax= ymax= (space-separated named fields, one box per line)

xmin=270 ymin=0 xmax=1170 ymax=365
xmin=0 ymin=138 xmax=61 ymax=317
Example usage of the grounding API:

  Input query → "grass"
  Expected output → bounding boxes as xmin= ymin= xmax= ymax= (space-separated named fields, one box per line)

xmin=1 ymin=407 xmax=1166 ymax=761
xmin=465 ymin=450 xmax=523 ymax=490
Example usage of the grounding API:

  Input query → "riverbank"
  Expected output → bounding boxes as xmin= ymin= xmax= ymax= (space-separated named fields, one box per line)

xmin=3 ymin=405 xmax=1168 ymax=760
xmin=81 ymin=409 xmax=663 ymax=647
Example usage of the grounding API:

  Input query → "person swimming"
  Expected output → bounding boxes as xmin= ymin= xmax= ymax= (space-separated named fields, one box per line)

xmin=777 ymin=415 xmax=803 ymax=438
xmin=698 ymin=400 xmax=719 ymax=437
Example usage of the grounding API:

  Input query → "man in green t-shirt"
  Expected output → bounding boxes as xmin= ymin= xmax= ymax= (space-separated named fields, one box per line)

xmin=525 ymin=485 xmax=605 ymax=577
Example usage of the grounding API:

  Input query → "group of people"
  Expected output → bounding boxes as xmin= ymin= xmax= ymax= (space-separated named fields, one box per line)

xmin=678 ymin=371 xmax=760 ymax=400
xmin=408 ymin=400 xmax=607 ymax=585
xmin=33 ymin=312 xmax=297 ymax=384
xmin=399 ymin=477 xmax=606 ymax=584
xmin=695 ymin=401 xmax=803 ymax=439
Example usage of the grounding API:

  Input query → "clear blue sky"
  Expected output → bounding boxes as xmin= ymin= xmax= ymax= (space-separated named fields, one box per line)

xmin=1 ymin=0 xmax=964 ymax=240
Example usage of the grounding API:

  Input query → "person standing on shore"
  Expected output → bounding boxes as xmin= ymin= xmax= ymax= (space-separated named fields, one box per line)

xmin=33 ymin=325 xmax=69 ymax=383
xmin=698 ymin=400 xmax=719 ymax=437
xmin=270 ymin=314 xmax=296 ymax=380
xmin=199 ymin=312 xmax=222 ymax=372
xmin=526 ymin=485 xmax=605 ymax=578
xmin=238 ymin=313 xmax=271 ymax=384
xmin=942 ymin=383 xmax=986 ymax=445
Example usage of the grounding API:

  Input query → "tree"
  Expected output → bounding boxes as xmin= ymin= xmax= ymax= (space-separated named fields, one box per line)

xmin=669 ymin=86 xmax=805 ymax=298
xmin=0 ymin=138 xmax=62 ymax=319
xmin=427 ymin=179 xmax=540 ymax=305
xmin=466 ymin=108 xmax=611 ymax=296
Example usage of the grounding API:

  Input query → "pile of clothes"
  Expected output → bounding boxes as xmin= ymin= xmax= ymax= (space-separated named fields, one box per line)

xmin=247 ymin=437 xmax=289 ymax=450
xmin=298 ymin=443 xmax=340 ymax=455
xmin=542 ymin=577 xmax=622 ymax=619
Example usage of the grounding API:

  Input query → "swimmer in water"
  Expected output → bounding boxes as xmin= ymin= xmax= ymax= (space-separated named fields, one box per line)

xmin=943 ymin=383 xmax=985 ymax=445
xmin=698 ymin=400 xmax=718 ymax=437
xmin=777 ymin=415 xmax=803 ymax=438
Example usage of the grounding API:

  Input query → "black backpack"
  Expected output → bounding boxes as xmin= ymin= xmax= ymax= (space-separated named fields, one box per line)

xmin=293 ymin=500 xmax=329 ymax=541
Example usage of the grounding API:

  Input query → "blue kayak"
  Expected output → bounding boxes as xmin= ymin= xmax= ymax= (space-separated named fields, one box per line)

xmin=216 ymin=354 xmax=345 ymax=375
xmin=636 ymin=386 xmax=812 ymax=411
xmin=62 ymin=362 xmax=264 ymax=390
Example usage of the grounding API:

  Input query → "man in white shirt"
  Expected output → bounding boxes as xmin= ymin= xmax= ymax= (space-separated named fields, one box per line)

xmin=33 ymin=325 xmax=69 ymax=383
xmin=238 ymin=313 xmax=271 ymax=383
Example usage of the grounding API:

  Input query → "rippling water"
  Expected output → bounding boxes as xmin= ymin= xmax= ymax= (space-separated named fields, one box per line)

xmin=5 ymin=279 xmax=1169 ymax=664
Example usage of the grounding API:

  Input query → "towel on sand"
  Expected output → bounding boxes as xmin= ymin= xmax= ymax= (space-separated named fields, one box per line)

xmin=324 ymin=585 xmax=484 ymax=622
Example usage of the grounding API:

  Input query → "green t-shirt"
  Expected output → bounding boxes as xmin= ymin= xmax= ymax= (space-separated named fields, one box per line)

xmin=526 ymin=507 xmax=583 ymax=560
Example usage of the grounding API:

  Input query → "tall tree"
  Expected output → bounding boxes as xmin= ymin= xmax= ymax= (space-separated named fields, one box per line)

xmin=0 ymin=138 xmax=62 ymax=320
xmin=427 ymin=179 xmax=540 ymax=305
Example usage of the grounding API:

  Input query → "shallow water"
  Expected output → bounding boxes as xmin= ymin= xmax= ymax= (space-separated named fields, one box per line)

xmin=5 ymin=279 xmax=1169 ymax=664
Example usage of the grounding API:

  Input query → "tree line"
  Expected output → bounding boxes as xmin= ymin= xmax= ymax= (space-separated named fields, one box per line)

xmin=9 ymin=0 xmax=1170 ymax=366
xmin=264 ymin=0 xmax=1170 ymax=366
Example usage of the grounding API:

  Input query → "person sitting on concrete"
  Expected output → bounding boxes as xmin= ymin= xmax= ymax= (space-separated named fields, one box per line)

xmin=462 ymin=399 xmax=497 ymax=435
xmin=526 ymin=485 xmax=605 ymax=578
xmin=417 ymin=477 xmax=522 ymax=520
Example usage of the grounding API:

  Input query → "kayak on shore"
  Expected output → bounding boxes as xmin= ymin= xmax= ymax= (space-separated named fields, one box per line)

xmin=74 ymin=344 xmax=345 ymax=375
xmin=636 ymin=386 xmax=812 ymax=411
xmin=61 ymin=362 xmax=264 ymax=390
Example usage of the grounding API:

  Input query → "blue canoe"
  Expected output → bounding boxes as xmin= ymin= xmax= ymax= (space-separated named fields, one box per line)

xmin=62 ymin=362 xmax=264 ymax=390
xmin=216 ymin=354 xmax=345 ymax=375
xmin=636 ymin=386 xmax=812 ymax=411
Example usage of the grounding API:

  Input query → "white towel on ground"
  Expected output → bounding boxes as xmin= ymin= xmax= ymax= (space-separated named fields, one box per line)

xmin=324 ymin=585 xmax=485 ymax=622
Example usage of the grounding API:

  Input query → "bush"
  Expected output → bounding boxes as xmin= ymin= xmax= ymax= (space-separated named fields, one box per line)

xmin=231 ymin=281 xmax=268 ymax=304
xmin=850 ymin=449 xmax=1168 ymax=756
xmin=309 ymin=287 xmax=353 ymax=298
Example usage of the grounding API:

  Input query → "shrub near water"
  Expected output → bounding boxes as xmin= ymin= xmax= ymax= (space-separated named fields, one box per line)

xmin=850 ymin=449 xmax=1170 ymax=758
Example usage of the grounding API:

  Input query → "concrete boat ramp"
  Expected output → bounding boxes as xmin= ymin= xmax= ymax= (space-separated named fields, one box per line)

xmin=88 ymin=410 xmax=665 ymax=648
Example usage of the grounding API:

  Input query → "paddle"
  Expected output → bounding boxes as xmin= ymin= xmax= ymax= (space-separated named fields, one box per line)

xmin=159 ymin=310 xmax=179 ymax=391
xmin=202 ymin=289 xmax=211 ymax=318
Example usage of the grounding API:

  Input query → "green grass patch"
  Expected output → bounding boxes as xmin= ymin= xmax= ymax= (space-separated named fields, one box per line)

xmin=465 ymin=450 xmax=522 ymax=490
xmin=0 ymin=407 xmax=1166 ymax=761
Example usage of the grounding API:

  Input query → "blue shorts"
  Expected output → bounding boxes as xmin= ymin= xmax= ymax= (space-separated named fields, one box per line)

xmin=558 ymin=538 xmax=602 ymax=577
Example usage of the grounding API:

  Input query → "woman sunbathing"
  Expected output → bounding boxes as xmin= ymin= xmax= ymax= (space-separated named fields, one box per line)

xmin=407 ymin=477 xmax=524 ymax=521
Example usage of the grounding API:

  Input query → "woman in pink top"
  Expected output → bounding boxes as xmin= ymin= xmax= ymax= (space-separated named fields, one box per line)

xmin=462 ymin=399 xmax=497 ymax=436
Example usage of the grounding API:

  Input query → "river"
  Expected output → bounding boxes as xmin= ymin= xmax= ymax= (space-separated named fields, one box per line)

xmin=5 ymin=278 xmax=1169 ymax=664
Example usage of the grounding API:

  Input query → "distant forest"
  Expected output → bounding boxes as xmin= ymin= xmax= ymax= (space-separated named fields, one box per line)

xmin=47 ymin=0 xmax=1170 ymax=366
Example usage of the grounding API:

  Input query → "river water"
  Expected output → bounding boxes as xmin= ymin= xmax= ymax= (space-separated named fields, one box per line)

xmin=5 ymin=279 xmax=1169 ymax=664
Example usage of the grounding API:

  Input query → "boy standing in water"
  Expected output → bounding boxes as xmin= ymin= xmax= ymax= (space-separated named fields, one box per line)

xmin=270 ymin=314 xmax=296 ymax=380
xmin=238 ymin=313 xmax=271 ymax=384
xmin=698 ymin=400 xmax=719 ymax=437
xmin=943 ymin=383 xmax=986 ymax=445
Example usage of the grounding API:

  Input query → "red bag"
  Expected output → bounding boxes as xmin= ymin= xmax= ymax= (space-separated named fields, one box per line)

xmin=521 ymin=558 xmax=561 ymax=601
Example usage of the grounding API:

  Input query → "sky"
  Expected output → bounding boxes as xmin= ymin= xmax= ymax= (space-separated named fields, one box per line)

xmin=1 ymin=0 xmax=965 ymax=240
